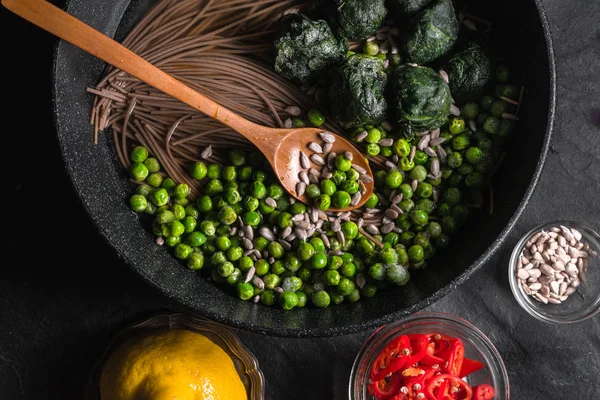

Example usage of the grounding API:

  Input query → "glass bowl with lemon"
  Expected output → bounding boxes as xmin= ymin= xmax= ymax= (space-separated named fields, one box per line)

xmin=85 ymin=312 xmax=264 ymax=400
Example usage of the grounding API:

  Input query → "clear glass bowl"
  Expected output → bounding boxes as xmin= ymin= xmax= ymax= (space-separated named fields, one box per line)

xmin=508 ymin=220 xmax=600 ymax=324
xmin=349 ymin=311 xmax=509 ymax=400
xmin=84 ymin=312 xmax=265 ymax=400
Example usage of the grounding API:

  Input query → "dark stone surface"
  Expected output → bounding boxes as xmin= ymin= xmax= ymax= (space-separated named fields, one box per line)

xmin=1 ymin=1 xmax=598 ymax=400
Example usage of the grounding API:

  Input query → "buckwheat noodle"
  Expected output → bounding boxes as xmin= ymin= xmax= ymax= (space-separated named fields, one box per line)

xmin=90 ymin=0 xmax=392 ymax=227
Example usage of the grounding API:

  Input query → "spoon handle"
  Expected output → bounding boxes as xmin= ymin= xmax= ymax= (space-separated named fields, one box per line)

xmin=2 ymin=0 xmax=264 ymax=140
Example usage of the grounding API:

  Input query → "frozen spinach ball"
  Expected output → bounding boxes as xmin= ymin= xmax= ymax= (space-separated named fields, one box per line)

xmin=274 ymin=13 xmax=347 ymax=84
xmin=392 ymin=64 xmax=452 ymax=137
xmin=444 ymin=42 xmax=493 ymax=102
xmin=403 ymin=0 xmax=459 ymax=65
xmin=321 ymin=0 xmax=388 ymax=41
xmin=328 ymin=54 xmax=388 ymax=128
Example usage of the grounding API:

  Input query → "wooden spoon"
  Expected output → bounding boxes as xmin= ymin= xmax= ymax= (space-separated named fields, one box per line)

xmin=3 ymin=0 xmax=374 ymax=211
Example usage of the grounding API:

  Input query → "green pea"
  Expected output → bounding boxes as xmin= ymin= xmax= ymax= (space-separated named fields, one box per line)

xmin=365 ymin=128 xmax=382 ymax=144
xmin=217 ymin=206 xmax=237 ymax=225
xmin=498 ymin=118 xmax=515 ymax=137
xmin=136 ymin=184 xmax=153 ymax=197
xmin=332 ymin=191 xmax=351 ymax=209
xmin=285 ymin=254 xmax=302 ymax=272
xmin=220 ymin=165 xmax=236 ymax=182
xmin=251 ymin=181 xmax=267 ymax=199
xmin=356 ymin=237 xmax=375 ymax=256
xmin=226 ymin=268 xmax=242 ymax=285
xmin=314 ymin=194 xmax=331 ymax=211
xmin=213 ymin=235 xmax=230 ymax=251
xmin=336 ymin=278 xmax=355 ymax=296
xmin=129 ymin=162 xmax=149 ymax=182
xmin=496 ymin=64 xmax=510 ymax=83
xmin=399 ymin=198 xmax=415 ymax=213
xmin=129 ymin=194 xmax=148 ymax=213
xmin=306 ymin=184 xmax=321 ymax=199
xmin=409 ymin=165 xmax=427 ymax=182
xmin=258 ymin=200 xmax=275 ymax=215
xmin=413 ymin=150 xmax=429 ymax=165
xmin=379 ymin=247 xmax=398 ymax=264
xmin=261 ymin=290 xmax=275 ymax=306
xmin=393 ymin=139 xmax=411 ymax=157
xmin=289 ymin=201 xmax=307 ymax=216
xmin=187 ymin=252 xmax=204 ymax=270
xmin=320 ymin=179 xmax=337 ymax=196
xmin=238 ymin=256 xmax=254 ymax=272
xmin=446 ymin=172 xmax=464 ymax=188
xmin=361 ymin=284 xmax=377 ymax=298
xmin=408 ymin=245 xmax=424 ymax=262
xmin=462 ymin=102 xmax=479 ymax=120
xmin=331 ymin=170 xmax=347 ymax=186
xmin=452 ymin=134 xmax=471 ymax=151
xmin=185 ymin=231 xmax=206 ymax=247
xmin=437 ymin=202 xmax=452 ymax=216
xmin=255 ymin=259 xmax=270 ymax=276
xmin=480 ymin=95 xmax=494 ymax=111
xmin=483 ymin=116 xmax=500 ymax=134
xmin=253 ymin=170 xmax=267 ymax=182
xmin=490 ymin=100 xmax=509 ymax=118
xmin=172 ymin=204 xmax=186 ymax=220
xmin=380 ymin=146 xmax=393 ymax=157
xmin=400 ymin=231 xmax=416 ymax=247
xmin=449 ymin=118 xmax=465 ymax=135
xmin=441 ymin=216 xmax=458 ymax=235
xmin=268 ymin=241 xmax=285 ymax=259
xmin=144 ymin=157 xmax=161 ymax=173
xmin=453 ymin=204 xmax=470 ymax=226
xmin=237 ymin=283 xmax=254 ymax=300
xmin=362 ymin=41 xmax=379 ymax=56
xmin=365 ymin=193 xmax=379 ymax=208
xmin=306 ymin=238 xmax=323 ymax=253
xmin=311 ymin=252 xmax=328 ymax=269
xmin=204 ymin=164 xmax=220 ymax=179
xmin=443 ymin=187 xmax=462 ymax=205
xmin=280 ymin=292 xmax=300 ymax=312
xmin=181 ymin=216 xmax=197 ymax=234
xmin=396 ymin=214 xmax=412 ymax=231
xmin=218 ymin=261 xmax=234 ymax=278
xmin=226 ymin=149 xmax=245 ymax=167
xmin=415 ymin=182 xmax=433 ymax=198
xmin=296 ymin=291 xmax=307 ymax=308
xmin=292 ymin=118 xmax=306 ymax=128
xmin=149 ymin=188 xmax=169 ymax=207
xmin=130 ymin=146 xmax=148 ymax=163
xmin=174 ymin=243 xmax=192 ymax=260
xmin=191 ymin=162 xmax=208 ymax=180
xmin=254 ymin=236 xmax=270 ymax=251
xmin=224 ymin=187 xmax=241 ymax=204
xmin=341 ymin=221 xmax=359 ymax=240
xmin=384 ymin=232 xmax=400 ymax=247
xmin=495 ymin=84 xmax=519 ymax=100
xmin=366 ymin=143 xmax=381 ymax=156
xmin=205 ymin=179 xmax=223 ymax=196
xmin=385 ymin=169 xmax=403 ymax=189
xmin=329 ymin=290 xmax=344 ymax=305
xmin=335 ymin=155 xmax=352 ymax=172
xmin=307 ymin=109 xmax=325 ymax=126
xmin=263 ymin=274 xmax=281 ymax=290
xmin=297 ymin=242 xmax=315 ymax=261
xmin=196 ymin=195 xmax=213 ymax=213
xmin=396 ymin=247 xmax=409 ymax=266
xmin=410 ymin=209 xmax=429 ymax=226
xmin=323 ymin=270 xmax=340 ymax=286
xmin=165 ymin=236 xmax=181 ymax=247
xmin=146 ymin=173 xmax=163 ymax=188
xmin=399 ymin=157 xmax=415 ymax=171
xmin=312 ymin=290 xmax=330 ymax=307
xmin=200 ymin=220 xmax=216 ymax=237
xmin=340 ymin=262 xmax=356 ymax=278
xmin=368 ymin=263 xmax=385 ymax=281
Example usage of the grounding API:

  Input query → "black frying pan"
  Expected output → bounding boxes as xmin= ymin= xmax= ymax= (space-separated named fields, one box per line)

xmin=51 ymin=0 xmax=555 ymax=337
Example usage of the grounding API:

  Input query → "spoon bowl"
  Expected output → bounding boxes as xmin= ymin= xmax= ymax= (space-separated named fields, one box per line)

xmin=2 ymin=0 xmax=373 ymax=211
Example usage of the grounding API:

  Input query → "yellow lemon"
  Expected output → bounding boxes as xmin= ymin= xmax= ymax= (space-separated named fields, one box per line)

xmin=100 ymin=328 xmax=248 ymax=400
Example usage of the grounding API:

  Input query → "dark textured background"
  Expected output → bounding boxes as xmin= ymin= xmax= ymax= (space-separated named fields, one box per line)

xmin=1 ymin=0 xmax=599 ymax=399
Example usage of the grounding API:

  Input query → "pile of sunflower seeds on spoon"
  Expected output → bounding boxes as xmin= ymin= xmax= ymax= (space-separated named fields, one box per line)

xmin=515 ymin=225 xmax=597 ymax=304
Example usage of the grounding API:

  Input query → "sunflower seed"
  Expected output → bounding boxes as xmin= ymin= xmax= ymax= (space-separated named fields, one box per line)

xmin=379 ymin=138 xmax=394 ymax=147
xmin=285 ymin=105 xmax=302 ymax=116
xmin=439 ymin=69 xmax=449 ymax=84
xmin=450 ymin=104 xmax=461 ymax=116
xmin=529 ymin=282 xmax=542 ymax=291
xmin=351 ymin=191 xmax=362 ymax=206
xmin=360 ymin=174 xmax=374 ymax=183
xmin=516 ymin=269 xmax=529 ymax=280
xmin=244 ymin=266 xmax=256 ymax=283
xmin=409 ymin=146 xmax=417 ymax=163
xmin=355 ymin=130 xmax=368 ymax=142
xmin=367 ymin=224 xmax=380 ymax=235
xmin=437 ymin=146 xmax=447 ymax=164
xmin=259 ymin=227 xmax=276 ymax=241
xmin=417 ymin=134 xmax=431 ymax=150
xmin=425 ymin=147 xmax=438 ymax=157
xmin=265 ymin=197 xmax=277 ymax=208
xmin=469 ymin=120 xmax=477 ymax=132
xmin=322 ymin=142 xmax=333 ymax=155
xmin=155 ymin=237 xmax=165 ymax=246
xmin=385 ymin=208 xmax=399 ymax=219
xmin=429 ymin=137 xmax=447 ymax=146
xmin=300 ymin=152 xmax=310 ymax=168
xmin=540 ymin=285 xmax=550 ymax=296
xmin=283 ymin=118 xmax=293 ymax=128
xmin=310 ymin=154 xmax=325 ymax=166
xmin=502 ymin=113 xmax=519 ymax=120
xmin=533 ymin=293 xmax=548 ymax=304
xmin=308 ymin=171 xmax=319 ymax=184
xmin=357 ymin=218 xmax=364 ymax=229
xmin=528 ymin=269 xmax=542 ymax=278
xmin=308 ymin=142 xmax=323 ymax=153
xmin=319 ymin=131 xmax=336 ymax=143
xmin=381 ymin=222 xmax=395 ymax=234
xmin=430 ymin=158 xmax=440 ymax=176
xmin=391 ymin=194 xmax=403 ymax=204
xmin=201 ymin=145 xmax=213 ymax=159
xmin=411 ymin=179 xmax=418 ymax=192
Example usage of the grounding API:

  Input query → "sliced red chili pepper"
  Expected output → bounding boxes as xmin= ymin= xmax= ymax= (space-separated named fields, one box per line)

xmin=459 ymin=358 xmax=484 ymax=378
xmin=371 ymin=335 xmax=412 ymax=381
xmin=371 ymin=372 xmax=402 ymax=400
xmin=371 ymin=335 xmax=411 ymax=381
xmin=405 ymin=334 xmax=430 ymax=366
xmin=403 ymin=365 xmax=437 ymax=396
xmin=473 ymin=384 xmax=495 ymax=400
xmin=438 ymin=339 xmax=465 ymax=377
xmin=425 ymin=374 xmax=473 ymax=400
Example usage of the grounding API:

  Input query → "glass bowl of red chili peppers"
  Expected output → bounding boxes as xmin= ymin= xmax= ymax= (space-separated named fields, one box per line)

xmin=349 ymin=312 xmax=509 ymax=400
